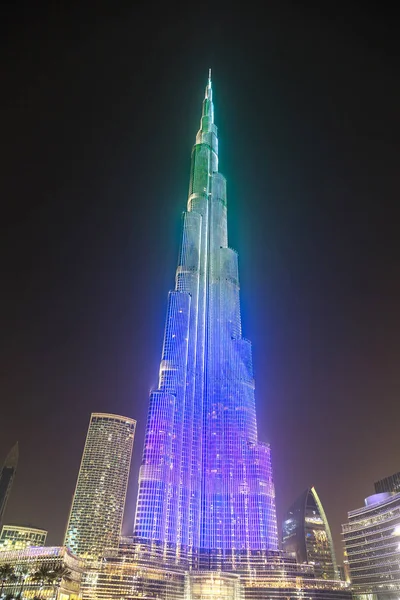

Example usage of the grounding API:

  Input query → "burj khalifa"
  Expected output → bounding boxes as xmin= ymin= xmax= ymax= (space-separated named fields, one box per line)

xmin=133 ymin=71 xmax=278 ymax=569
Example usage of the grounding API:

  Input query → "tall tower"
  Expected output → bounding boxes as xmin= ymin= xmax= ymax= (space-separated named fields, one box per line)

xmin=65 ymin=413 xmax=136 ymax=559
xmin=134 ymin=72 xmax=278 ymax=568
xmin=0 ymin=443 xmax=18 ymax=527
xmin=282 ymin=487 xmax=339 ymax=580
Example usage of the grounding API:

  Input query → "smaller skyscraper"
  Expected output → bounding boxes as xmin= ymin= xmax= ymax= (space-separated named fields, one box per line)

xmin=65 ymin=413 xmax=136 ymax=559
xmin=374 ymin=471 xmax=400 ymax=494
xmin=0 ymin=443 xmax=18 ymax=526
xmin=342 ymin=491 xmax=400 ymax=600
xmin=0 ymin=525 xmax=47 ymax=551
xmin=282 ymin=486 xmax=338 ymax=580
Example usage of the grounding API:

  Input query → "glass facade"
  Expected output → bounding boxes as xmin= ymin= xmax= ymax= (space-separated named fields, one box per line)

xmin=0 ymin=442 xmax=18 ymax=526
xmin=71 ymin=537 xmax=352 ymax=600
xmin=134 ymin=71 xmax=278 ymax=568
xmin=374 ymin=473 xmax=400 ymax=495
xmin=186 ymin=572 xmax=243 ymax=600
xmin=342 ymin=492 xmax=400 ymax=600
xmin=65 ymin=413 xmax=136 ymax=559
xmin=0 ymin=524 xmax=47 ymax=552
xmin=81 ymin=547 xmax=351 ymax=600
xmin=282 ymin=487 xmax=338 ymax=580
xmin=81 ymin=545 xmax=186 ymax=600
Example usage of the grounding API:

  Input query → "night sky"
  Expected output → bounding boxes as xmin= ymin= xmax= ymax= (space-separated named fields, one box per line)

xmin=1 ymin=2 xmax=400 ymax=561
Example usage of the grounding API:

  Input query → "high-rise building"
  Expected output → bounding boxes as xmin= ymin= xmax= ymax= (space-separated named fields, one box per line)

xmin=0 ymin=525 xmax=47 ymax=552
xmin=282 ymin=486 xmax=339 ymax=580
xmin=133 ymin=70 xmax=278 ymax=569
xmin=374 ymin=471 xmax=400 ymax=494
xmin=0 ymin=442 xmax=18 ymax=526
xmin=342 ymin=491 xmax=400 ymax=600
xmin=65 ymin=413 xmax=136 ymax=559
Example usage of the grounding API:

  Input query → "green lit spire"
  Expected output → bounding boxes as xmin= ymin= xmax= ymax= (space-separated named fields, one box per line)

xmin=197 ymin=68 xmax=216 ymax=156
xmin=205 ymin=67 xmax=212 ymax=100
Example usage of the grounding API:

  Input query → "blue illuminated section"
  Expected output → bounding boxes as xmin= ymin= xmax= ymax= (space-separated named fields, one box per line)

xmin=134 ymin=71 xmax=278 ymax=565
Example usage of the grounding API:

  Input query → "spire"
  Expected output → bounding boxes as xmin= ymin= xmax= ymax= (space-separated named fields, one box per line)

xmin=205 ymin=68 xmax=212 ymax=101
xmin=198 ymin=68 xmax=215 ymax=139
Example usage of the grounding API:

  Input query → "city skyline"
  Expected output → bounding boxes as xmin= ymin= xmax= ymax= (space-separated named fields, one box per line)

xmin=1 ymin=2 xmax=400 ymax=563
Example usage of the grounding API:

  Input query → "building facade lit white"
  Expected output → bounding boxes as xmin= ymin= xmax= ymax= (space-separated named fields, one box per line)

xmin=0 ymin=545 xmax=83 ymax=600
xmin=65 ymin=413 xmax=136 ymax=559
xmin=0 ymin=524 xmax=47 ymax=551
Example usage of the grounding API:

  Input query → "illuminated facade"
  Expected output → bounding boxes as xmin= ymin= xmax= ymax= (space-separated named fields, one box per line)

xmin=0 ymin=524 xmax=47 ymax=551
xmin=0 ymin=442 xmax=18 ymax=526
xmin=0 ymin=545 xmax=83 ymax=600
xmin=133 ymin=71 xmax=278 ymax=568
xmin=65 ymin=413 xmax=136 ymax=559
xmin=186 ymin=572 xmax=243 ymax=600
xmin=342 ymin=492 xmax=400 ymax=600
xmin=80 ymin=546 xmax=351 ymax=600
xmin=282 ymin=486 xmax=338 ymax=580
xmin=82 ymin=552 xmax=185 ymax=600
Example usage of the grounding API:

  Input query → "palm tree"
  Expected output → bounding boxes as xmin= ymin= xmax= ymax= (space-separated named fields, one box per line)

xmin=0 ymin=564 xmax=16 ymax=598
xmin=16 ymin=566 xmax=30 ymax=599
xmin=31 ymin=565 xmax=54 ymax=599
xmin=31 ymin=564 xmax=71 ymax=600
xmin=7 ymin=573 xmax=18 ymax=598
xmin=49 ymin=566 xmax=71 ymax=599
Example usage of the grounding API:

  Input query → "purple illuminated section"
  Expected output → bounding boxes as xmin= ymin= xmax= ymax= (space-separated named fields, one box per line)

xmin=133 ymin=72 xmax=278 ymax=563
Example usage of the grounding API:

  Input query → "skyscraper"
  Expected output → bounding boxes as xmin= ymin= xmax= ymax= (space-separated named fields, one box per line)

xmin=133 ymin=71 xmax=278 ymax=569
xmin=0 ymin=443 xmax=18 ymax=526
xmin=374 ymin=471 xmax=400 ymax=494
xmin=65 ymin=413 xmax=136 ymax=559
xmin=282 ymin=486 xmax=338 ymax=580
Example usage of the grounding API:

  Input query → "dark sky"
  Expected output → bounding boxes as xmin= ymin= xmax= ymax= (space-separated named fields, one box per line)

xmin=1 ymin=2 xmax=399 ymax=560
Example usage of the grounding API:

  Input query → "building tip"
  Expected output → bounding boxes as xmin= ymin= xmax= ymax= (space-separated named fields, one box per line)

xmin=4 ymin=442 xmax=19 ymax=467
xmin=204 ymin=68 xmax=213 ymax=100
